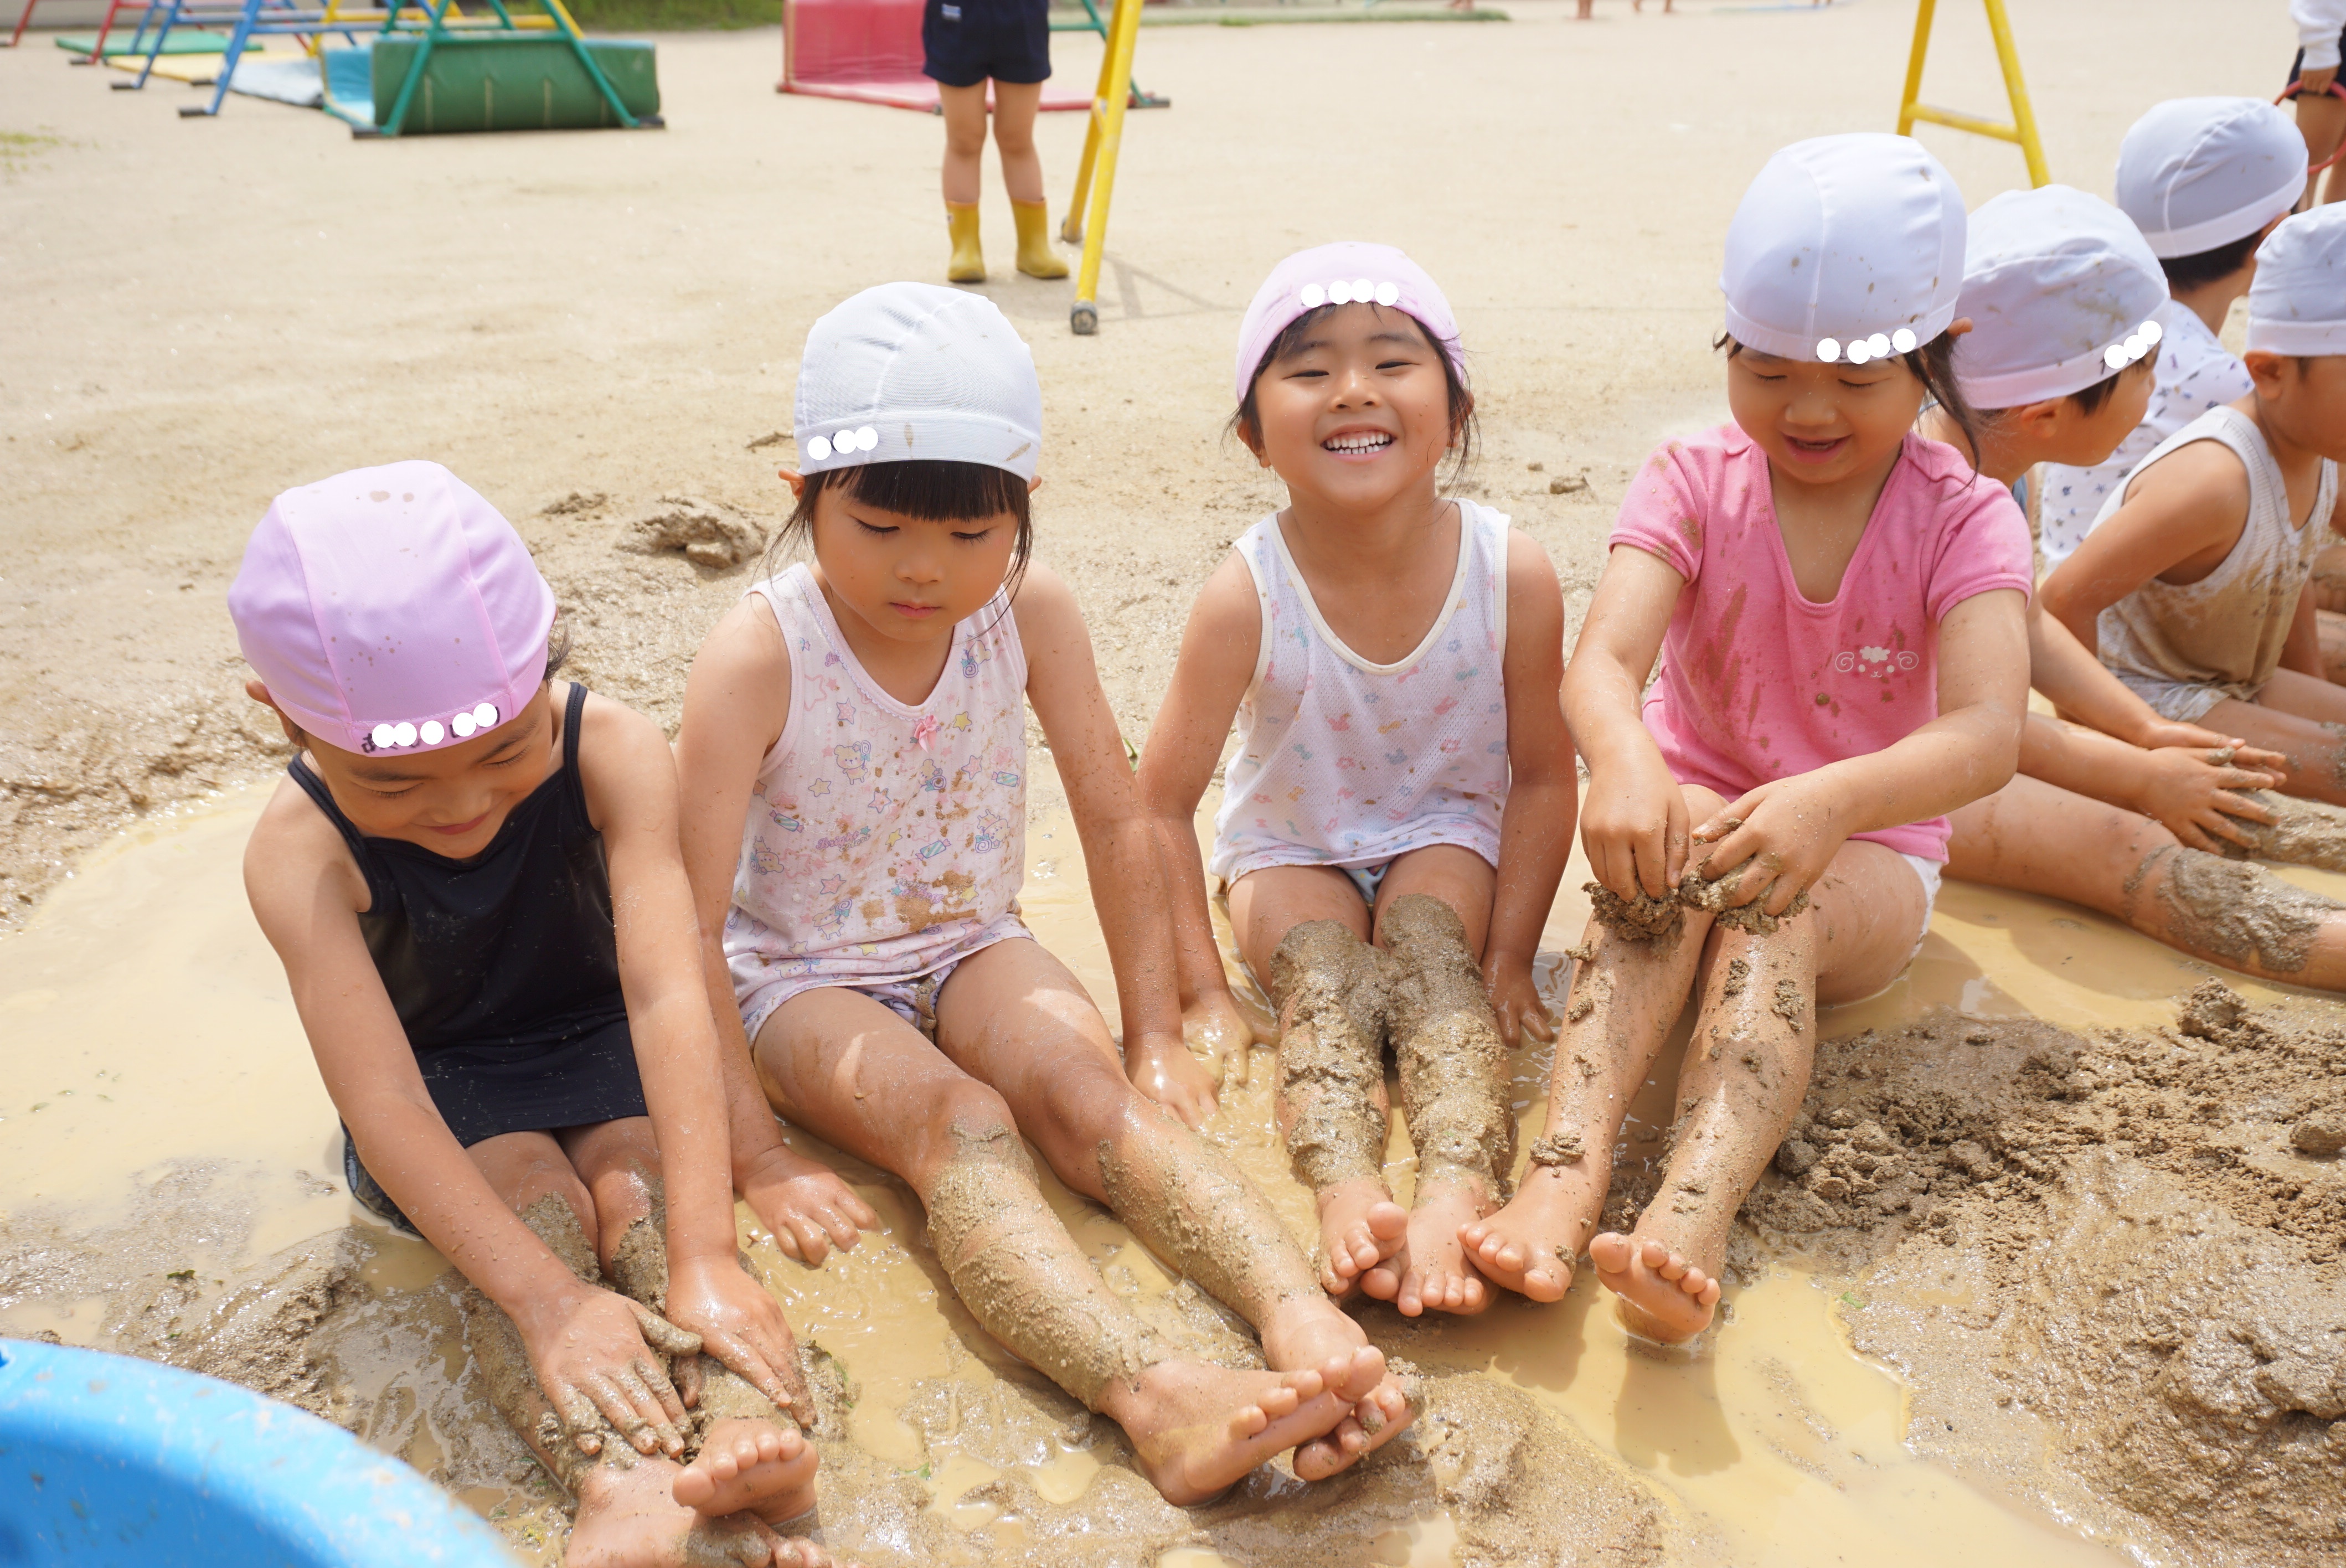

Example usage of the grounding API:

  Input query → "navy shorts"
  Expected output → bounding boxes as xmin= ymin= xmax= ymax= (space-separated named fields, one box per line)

xmin=924 ymin=0 xmax=1050 ymax=89
xmin=2290 ymin=29 xmax=2346 ymax=89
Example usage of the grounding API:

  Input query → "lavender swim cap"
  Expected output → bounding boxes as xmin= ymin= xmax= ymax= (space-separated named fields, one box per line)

xmin=229 ymin=461 xmax=556 ymax=756
xmin=1233 ymin=241 xmax=1465 ymax=404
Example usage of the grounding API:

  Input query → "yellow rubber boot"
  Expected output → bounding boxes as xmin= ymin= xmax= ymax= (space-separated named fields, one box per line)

xmin=946 ymin=202 xmax=985 ymax=284
xmin=1013 ymin=199 xmax=1069 ymax=280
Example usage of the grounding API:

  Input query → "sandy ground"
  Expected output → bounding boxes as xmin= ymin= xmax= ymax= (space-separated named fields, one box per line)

xmin=6 ymin=3 xmax=2344 ymax=1565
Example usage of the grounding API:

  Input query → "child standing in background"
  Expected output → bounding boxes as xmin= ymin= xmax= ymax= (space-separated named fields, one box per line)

xmin=1141 ymin=243 xmax=1577 ymax=1319
xmin=1465 ymin=136 xmax=2033 ymax=1340
xmin=2035 ymin=97 xmax=2304 ymax=568
xmin=925 ymin=0 xmax=1069 ymax=284
xmin=676 ymin=283 xmax=1414 ymax=1505
xmin=234 ymin=465 xmax=861 ymax=1568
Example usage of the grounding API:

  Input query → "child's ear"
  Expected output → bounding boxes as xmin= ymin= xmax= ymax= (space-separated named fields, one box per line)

xmin=243 ymin=680 xmax=305 ymax=746
xmin=1027 ymin=474 xmax=1044 ymax=496
xmin=2243 ymin=350 xmax=2292 ymax=399
xmin=776 ymin=467 xmax=808 ymax=500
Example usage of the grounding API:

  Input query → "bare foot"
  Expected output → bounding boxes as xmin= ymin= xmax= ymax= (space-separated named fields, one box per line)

xmin=1588 ymin=1231 xmax=1721 ymax=1343
xmin=1314 ymin=1179 xmax=1408 ymax=1297
xmin=1101 ymin=1359 xmax=1353 ymax=1505
xmin=1459 ymin=1163 xmax=1600 ymax=1303
xmin=1293 ymin=1366 xmax=1419 ymax=1481
xmin=1254 ymin=1304 xmax=1416 ymax=1481
xmin=672 ymin=1419 xmax=818 ymax=1525
xmin=1384 ymin=1180 xmax=1494 ymax=1317
xmin=569 ymin=1456 xmax=783 ymax=1567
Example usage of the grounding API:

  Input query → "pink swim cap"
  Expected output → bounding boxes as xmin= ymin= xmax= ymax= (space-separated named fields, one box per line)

xmin=1233 ymin=241 xmax=1465 ymax=404
xmin=229 ymin=461 xmax=556 ymax=757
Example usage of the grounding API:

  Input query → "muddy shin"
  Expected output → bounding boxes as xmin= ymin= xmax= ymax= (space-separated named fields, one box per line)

xmin=1381 ymin=895 xmax=1513 ymax=1200
xmin=1266 ymin=920 xmax=1392 ymax=1193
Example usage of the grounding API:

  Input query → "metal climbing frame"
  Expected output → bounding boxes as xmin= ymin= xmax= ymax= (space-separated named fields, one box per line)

xmin=1896 ymin=0 xmax=2049 ymax=188
xmin=1061 ymin=0 xmax=1143 ymax=335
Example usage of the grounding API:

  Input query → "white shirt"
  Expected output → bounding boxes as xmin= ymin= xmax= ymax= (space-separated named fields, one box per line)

xmin=2297 ymin=0 xmax=2346 ymax=71
xmin=2034 ymin=297 xmax=2254 ymax=569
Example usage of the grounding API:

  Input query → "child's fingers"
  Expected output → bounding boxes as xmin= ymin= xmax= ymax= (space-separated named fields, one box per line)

xmin=2211 ymin=779 xmax=2277 ymax=821
xmin=629 ymin=1302 xmax=705 ymax=1359
xmin=553 ymin=1385 xmax=606 ymax=1453
xmin=1661 ymin=794 xmax=1691 ymax=891
xmin=674 ymin=1350 xmax=705 ymax=1409
xmin=2173 ymin=816 xmax=2226 ymax=855
xmin=700 ymin=1329 xmax=796 ymax=1414
xmin=782 ymin=1212 xmax=833 ymax=1265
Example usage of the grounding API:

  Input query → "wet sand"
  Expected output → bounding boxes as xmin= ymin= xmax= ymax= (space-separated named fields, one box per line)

xmin=7 ymin=786 xmax=2343 ymax=1565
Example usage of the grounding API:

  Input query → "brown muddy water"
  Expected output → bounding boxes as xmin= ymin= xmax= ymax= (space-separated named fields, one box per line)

xmin=2 ymin=786 xmax=2339 ymax=1566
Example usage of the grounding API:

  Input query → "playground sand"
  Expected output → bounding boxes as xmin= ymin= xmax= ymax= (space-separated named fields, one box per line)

xmin=4 ymin=1 xmax=2342 ymax=1562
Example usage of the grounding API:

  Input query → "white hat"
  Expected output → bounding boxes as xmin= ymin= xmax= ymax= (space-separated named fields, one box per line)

xmin=793 ymin=282 xmax=1043 ymax=481
xmin=2114 ymin=97 xmax=2305 ymax=259
xmin=1720 ymin=133 xmax=1967 ymax=367
xmin=2246 ymin=204 xmax=2346 ymax=357
xmin=1953 ymin=186 xmax=2171 ymax=408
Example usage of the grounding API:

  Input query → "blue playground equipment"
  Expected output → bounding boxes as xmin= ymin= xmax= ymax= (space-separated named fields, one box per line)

xmin=0 ymin=1337 xmax=515 ymax=1566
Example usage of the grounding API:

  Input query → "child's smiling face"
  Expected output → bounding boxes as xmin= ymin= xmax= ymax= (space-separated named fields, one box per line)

xmin=802 ymin=476 xmax=1022 ymax=649
xmin=1727 ymin=343 xmax=1932 ymax=488
xmin=251 ymin=680 xmax=560 ymax=858
xmin=1247 ymin=303 xmax=1456 ymax=512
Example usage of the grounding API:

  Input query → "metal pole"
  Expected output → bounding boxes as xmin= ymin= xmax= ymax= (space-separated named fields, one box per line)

xmin=1069 ymin=0 xmax=1139 ymax=334
xmin=1983 ymin=0 xmax=2049 ymax=186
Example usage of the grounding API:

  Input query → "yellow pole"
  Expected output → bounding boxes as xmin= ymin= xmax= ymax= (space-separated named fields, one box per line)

xmin=1895 ymin=0 xmax=1934 ymax=137
xmin=1982 ymin=0 xmax=2050 ymax=187
xmin=1069 ymin=0 xmax=1140 ymax=335
xmin=1060 ymin=11 xmax=1118 ymax=247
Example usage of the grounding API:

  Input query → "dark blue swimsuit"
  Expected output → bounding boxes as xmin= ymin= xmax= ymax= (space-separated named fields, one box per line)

xmin=290 ymin=683 xmax=648 ymax=1227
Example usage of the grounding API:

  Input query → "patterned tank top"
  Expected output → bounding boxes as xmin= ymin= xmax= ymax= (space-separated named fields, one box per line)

xmin=724 ymin=564 xmax=1029 ymax=1017
xmin=1210 ymin=500 xmax=1512 ymax=883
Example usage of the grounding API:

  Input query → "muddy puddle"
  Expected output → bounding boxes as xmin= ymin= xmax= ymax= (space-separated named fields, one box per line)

xmin=4 ymin=782 xmax=2342 ymax=1566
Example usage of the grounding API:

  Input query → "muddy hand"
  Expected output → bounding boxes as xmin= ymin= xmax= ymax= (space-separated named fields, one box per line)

xmin=2136 ymin=745 xmax=2281 ymax=853
xmin=1483 ymin=950 xmax=1553 ymax=1048
xmin=1692 ymin=774 xmax=1848 ymax=917
xmin=1183 ymin=988 xmax=1259 ymax=1088
xmin=519 ymin=1283 xmax=696 ymax=1457
xmin=664 ymin=1251 xmax=807 ymax=1417
xmin=1127 ymin=1029 xmax=1221 ymax=1129
xmin=740 ymin=1144 xmax=880 ymax=1267
xmin=1581 ymin=749 xmax=1692 ymax=900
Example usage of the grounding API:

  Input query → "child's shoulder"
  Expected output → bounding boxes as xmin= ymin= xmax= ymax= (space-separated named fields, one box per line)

xmin=244 ymin=770 xmax=369 ymax=927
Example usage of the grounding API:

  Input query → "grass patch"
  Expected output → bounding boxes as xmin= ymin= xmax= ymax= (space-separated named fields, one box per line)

xmin=568 ymin=0 xmax=777 ymax=30
xmin=1 ymin=130 xmax=63 ymax=174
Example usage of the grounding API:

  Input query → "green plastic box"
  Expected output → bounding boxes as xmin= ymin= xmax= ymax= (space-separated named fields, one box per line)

xmin=369 ymin=35 xmax=658 ymax=133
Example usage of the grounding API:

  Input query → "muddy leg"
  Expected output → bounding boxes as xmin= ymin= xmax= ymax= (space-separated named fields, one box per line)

xmin=458 ymin=1192 xmax=790 ymax=1568
xmin=924 ymin=1113 xmax=1356 ymax=1505
xmin=1461 ymin=781 xmax=1729 ymax=1305
xmin=1265 ymin=920 xmax=1409 ymax=1298
xmin=2229 ymin=789 xmax=2346 ymax=875
xmin=1377 ymin=894 xmax=1512 ymax=1318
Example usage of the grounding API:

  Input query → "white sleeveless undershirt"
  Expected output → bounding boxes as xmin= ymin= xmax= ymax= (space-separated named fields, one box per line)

xmin=2096 ymin=405 xmax=2337 ymax=711
xmin=724 ymin=564 xmax=1030 ymax=1036
xmin=1210 ymin=499 xmax=1512 ymax=883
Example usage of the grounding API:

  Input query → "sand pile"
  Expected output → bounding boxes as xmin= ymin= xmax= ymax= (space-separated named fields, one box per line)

xmin=1740 ymin=986 xmax=2346 ymax=1567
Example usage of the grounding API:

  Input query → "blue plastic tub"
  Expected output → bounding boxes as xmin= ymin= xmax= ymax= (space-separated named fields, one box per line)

xmin=0 ymin=1338 xmax=514 ymax=1565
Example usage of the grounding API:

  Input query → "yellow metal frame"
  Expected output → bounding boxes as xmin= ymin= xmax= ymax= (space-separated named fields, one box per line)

xmin=1896 ymin=0 xmax=2049 ymax=187
xmin=1060 ymin=0 xmax=1143 ymax=335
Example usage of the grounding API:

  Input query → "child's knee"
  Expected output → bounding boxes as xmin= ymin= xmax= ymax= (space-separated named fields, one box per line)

xmin=924 ymin=1077 xmax=1020 ymax=1164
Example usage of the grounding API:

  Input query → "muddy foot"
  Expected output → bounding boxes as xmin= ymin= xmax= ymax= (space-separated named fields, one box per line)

xmin=1387 ymin=1181 xmax=1494 ymax=1317
xmin=1588 ymin=1232 xmax=1720 ymax=1343
xmin=1459 ymin=1164 xmax=1597 ymax=1303
xmin=1293 ymin=1364 xmax=1419 ymax=1481
xmin=1315 ymin=1179 xmax=1408 ymax=1296
xmin=570 ymin=1457 xmax=785 ymax=1568
xmin=672 ymin=1419 xmax=818 ymax=1526
xmin=1102 ymin=1359 xmax=1353 ymax=1505
xmin=1254 ymin=1307 xmax=1410 ymax=1481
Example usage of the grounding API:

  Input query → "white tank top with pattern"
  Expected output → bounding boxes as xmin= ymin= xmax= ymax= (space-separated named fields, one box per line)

xmin=724 ymin=564 xmax=1030 ymax=1028
xmin=1210 ymin=499 xmax=1512 ymax=883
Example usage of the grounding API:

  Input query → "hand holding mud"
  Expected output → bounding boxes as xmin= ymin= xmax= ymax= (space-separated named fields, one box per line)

xmin=514 ymin=1280 xmax=697 ymax=1458
xmin=1690 ymin=772 xmax=1853 ymax=918
xmin=661 ymin=1251 xmax=805 ymax=1418
xmin=2130 ymin=743 xmax=2282 ymax=851
xmin=1123 ymin=1028 xmax=1223 ymax=1128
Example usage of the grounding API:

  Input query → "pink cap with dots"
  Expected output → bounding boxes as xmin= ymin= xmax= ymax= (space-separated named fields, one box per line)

xmin=229 ymin=461 xmax=555 ymax=756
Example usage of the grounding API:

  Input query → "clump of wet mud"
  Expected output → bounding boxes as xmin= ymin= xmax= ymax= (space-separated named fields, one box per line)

xmin=2149 ymin=848 xmax=2339 ymax=976
xmin=1265 ymin=920 xmax=1393 ymax=1193
xmin=2223 ymin=790 xmax=2346 ymax=874
xmin=1383 ymin=894 xmax=1514 ymax=1197
xmin=1584 ymin=864 xmax=1811 ymax=946
xmin=1741 ymin=986 xmax=2346 ymax=1566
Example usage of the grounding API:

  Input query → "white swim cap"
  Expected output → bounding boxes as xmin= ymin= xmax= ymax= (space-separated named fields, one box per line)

xmin=2114 ymin=97 xmax=2305 ymax=260
xmin=2246 ymin=203 xmax=2346 ymax=357
xmin=793 ymin=282 xmax=1043 ymax=481
xmin=1953 ymin=186 xmax=2170 ymax=408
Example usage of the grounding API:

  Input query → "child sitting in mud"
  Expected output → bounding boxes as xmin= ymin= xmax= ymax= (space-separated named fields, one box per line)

xmin=2041 ymin=205 xmax=2346 ymax=808
xmin=673 ymin=283 xmax=1414 ymax=1505
xmin=2034 ymin=97 xmax=2304 ymax=569
xmin=1463 ymin=135 xmax=2034 ymax=1340
xmin=1928 ymin=185 xmax=2346 ymax=991
xmin=1138 ymin=243 xmax=1576 ymax=1319
xmin=233 ymin=464 xmax=860 ymax=1568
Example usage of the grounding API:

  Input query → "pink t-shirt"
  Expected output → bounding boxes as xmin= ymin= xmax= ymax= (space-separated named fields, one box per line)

xmin=1610 ymin=425 xmax=2033 ymax=861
